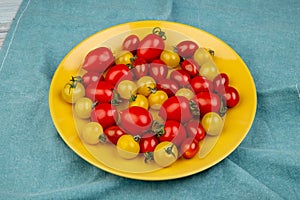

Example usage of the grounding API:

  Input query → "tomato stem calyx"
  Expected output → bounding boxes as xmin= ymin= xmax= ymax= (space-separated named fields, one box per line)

xmin=99 ymin=133 xmax=107 ymax=143
xmin=165 ymin=144 xmax=176 ymax=158
xmin=144 ymin=152 xmax=154 ymax=163
xmin=189 ymin=100 xmax=201 ymax=116
xmin=152 ymin=121 xmax=165 ymax=137
xmin=152 ymin=27 xmax=167 ymax=40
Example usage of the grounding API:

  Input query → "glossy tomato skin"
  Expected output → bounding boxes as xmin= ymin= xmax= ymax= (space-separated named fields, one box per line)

xmin=158 ymin=120 xmax=187 ymax=147
xmin=190 ymin=76 xmax=213 ymax=94
xmin=222 ymin=86 xmax=240 ymax=108
xmin=131 ymin=57 xmax=149 ymax=79
xmin=139 ymin=133 xmax=159 ymax=153
xmin=137 ymin=34 xmax=165 ymax=62
xmin=181 ymin=58 xmax=200 ymax=77
xmin=176 ymin=40 xmax=199 ymax=58
xmin=213 ymin=73 xmax=229 ymax=94
xmin=82 ymin=47 xmax=114 ymax=73
xmin=91 ymin=103 xmax=117 ymax=129
xmin=185 ymin=120 xmax=206 ymax=141
xmin=156 ymin=79 xmax=179 ymax=97
xmin=104 ymin=125 xmax=126 ymax=145
xmin=170 ymin=69 xmax=191 ymax=87
xmin=85 ymin=81 xmax=115 ymax=103
xmin=119 ymin=106 xmax=153 ymax=136
xmin=105 ymin=64 xmax=132 ymax=86
xmin=122 ymin=34 xmax=140 ymax=53
xmin=180 ymin=137 xmax=199 ymax=159
xmin=149 ymin=59 xmax=168 ymax=81
xmin=81 ymin=72 xmax=103 ymax=88
xmin=159 ymin=96 xmax=194 ymax=123
xmin=193 ymin=92 xmax=221 ymax=117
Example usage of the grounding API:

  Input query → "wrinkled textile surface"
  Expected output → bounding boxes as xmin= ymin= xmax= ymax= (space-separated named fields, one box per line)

xmin=0 ymin=0 xmax=299 ymax=199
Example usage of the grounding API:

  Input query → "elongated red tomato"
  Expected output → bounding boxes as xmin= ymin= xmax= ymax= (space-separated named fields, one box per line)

xmin=149 ymin=59 xmax=168 ymax=81
xmin=170 ymin=69 xmax=191 ymax=87
xmin=181 ymin=58 xmax=200 ymax=77
xmin=119 ymin=106 xmax=153 ymax=136
xmin=180 ymin=137 xmax=199 ymax=159
xmin=190 ymin=76 xmax=213 ymax=93
xmin=222 ymin=86 xmax=240 ymax=108
xmin=176 ymin=40 xmax=199 ymax=58
xmin=137 ymin=33 xmax=165 ymax=62
xmin=193 ymin=92 xmax=221 ymax=117
xmin=185 ymin=120 xmax=206 ymax=142
xmin=139 ymin=133 xmax=159 ymax=153
xmin=81 ymin=71 xmax=103 ymax=88
xmin=122 ymin=34 xmax=140 ymax=53
xmin=85 ymin=81 xmax=115 ymax=103
xmin=91 ymin=103 xmax=118 ymax=129
xmin=104 ymin=125 xmax=126 ymax=145
xmin=156 ymin=79 xmax=178 ymax=97
xmin=158 ymin=96 xmax=195 ymax=123
xmin=105 ymin=64 xmax=133 ymax=86
xmin=131 ymin=57 xmax=149 ymax=79
xmin=82 ymin=47 xmax=114 ymax=73
xmin=157 ymin=120 xmax=187 ymax=147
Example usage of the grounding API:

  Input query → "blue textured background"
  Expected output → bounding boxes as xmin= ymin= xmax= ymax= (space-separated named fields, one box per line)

xmin=0 ymin=0 xmax=299 ymax=199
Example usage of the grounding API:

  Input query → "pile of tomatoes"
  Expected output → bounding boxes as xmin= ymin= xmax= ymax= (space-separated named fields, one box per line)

xmin=61 ymin=27 xmax=240 ymax=168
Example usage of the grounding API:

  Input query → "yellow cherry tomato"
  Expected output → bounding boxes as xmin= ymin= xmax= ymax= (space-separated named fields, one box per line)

xmin=193 ymin=47 xmax=214 ymax=66
xmin=148 ymin=90 xmax=168 ymax=110
xmin=117 ymin=80 xmax=137 ymax=99
xmin=175 ymin=88 xmax=195 ymax=100
xmin=160 ymin=49 xmax=180 ymax=68
xmin=199 ymin=61 xmax=219 ymax=80
xmin=201 ymin=112 xmax=224 ymax=136
xmin=153 ymin=141 xmax=178 ymax=168
xmin=81 ymin=122 xmax=103 ymax=145
xmin=117 ymin=135 xmax=140 ymax=159
xmin=115 ymin=50 xmax=134 ymax=65
xmin=74 ymin=97 xmax=93 ymax=119
xmin=137 ymin=76 xmax=156 ymax=96
xmin=62 ymin=81 xmax=85 ymax=104
xmin=129 ymin=94 xmax=149 ymax=110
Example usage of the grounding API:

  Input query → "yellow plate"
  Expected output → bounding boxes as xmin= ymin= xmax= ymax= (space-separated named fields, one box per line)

xmin=49 ymin=20 xmax=257 ymax=180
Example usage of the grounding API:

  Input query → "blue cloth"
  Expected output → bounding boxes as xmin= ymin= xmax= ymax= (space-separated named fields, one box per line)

xmin=0 ymin=0 xmax=299 ymax=199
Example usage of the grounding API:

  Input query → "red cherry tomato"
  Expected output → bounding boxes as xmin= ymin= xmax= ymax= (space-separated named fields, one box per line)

xmin=190 ymin=76 xmax=213 ymax=93
xmin=181 ymin=58 xmax=200 ymax=77
xmin=81 ymin=72 xmax=103 ymax=88
xmin=180 ymin=137 xmax=199 ymax=159
xmin=105 ymin=64 xmax=133 ymax=86
xmin=213 ymin=73 xmax=229 ymax=94
xmin=222 ymin=86 xmax=240 ymax=108
xmin=149 ymin=59 xmax=168 ymax=81
xmin=157 ymin=120 xmax=187 ymax=147
xmin=139 ymin=133 xmax=159 ymax=153
xmin=104 ymin=125 xmax=126 ymax=145
xmin=122 ymin=34 xmax=140 ymax=53
xmin=85 ymin=81 xmax=115 ymax=103
xmin=82 ymin=47 xmax=114 ymax=73
xmin=119 ymin=106 xmax=153 ymax=136
xmin=185 ymin=120 xmax=206 ymax=142
xmin=156 ymin=79 xmax=179 ymax=97
xmin=176 ymin=40 xmax=199 ymax=58
xmin=137 ymin=33 xmax=165 ymax=62
xmin=159 ymin=96 xmax=194 ymax=123
xmin=193 ymin=92 xmax=221 ymax=117
xmin=131 ymin=57 xmax=149 ymax=79
xmin=170 ymin=69 xmax=191 ymax=87
xmin=91 ymin=103 xmax=117 ymax=129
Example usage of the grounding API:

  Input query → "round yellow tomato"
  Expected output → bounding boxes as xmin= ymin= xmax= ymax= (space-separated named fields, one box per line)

xmin=199 ymin=61 xmax=219 ymax=80
xmin=175 ymin=88 xmax=195 ymax=100
xmin=201 ymin=112 xmax=224 ymax=136
xmin=193 ymin=47 xmax=214 ymax=66
xmin=153 ymin=141 xmax=178 ymax=168
xmin=129 ymin=94 xmax=149 ymax=110
xmin=117 ymin=135 xmax=140 ymax=159
xmin=81 ymin=122 xmax=103 ymax=145
xmin=62 ymin=81 xmax=85 ymax=104
xmin=74 ymin=97 xmax=93 ymax=119
xmin=160 ymin=49 xmax=180 ymax=68
xmin=137 ymin=76 xmax=156 ymax=96
xmin=117 ymin=80 xmax=137 ymax=99
xmin=148 ymin=90 xmax=168 ymax=110
xmin=115 ymin=50 xmax=134 ymax=65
